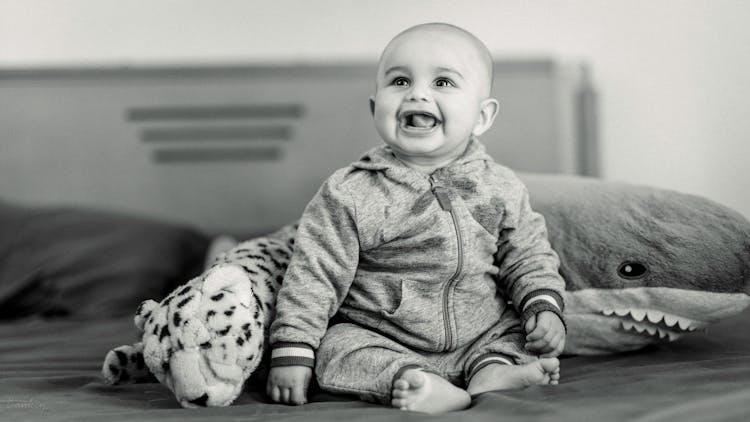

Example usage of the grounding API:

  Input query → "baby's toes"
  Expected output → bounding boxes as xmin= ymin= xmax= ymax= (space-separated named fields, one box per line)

xmin=550 ymin=368 xmax=561 ymax=384
xmin=391 ymin=397 xmax=408 ymax=409
xmin=400 ymin=369 xmax=425 ymax=389
xmin=392 ymin=387 xmax=409 ymax=398
xmin=393 ymin=378 xmax=410 ymax=392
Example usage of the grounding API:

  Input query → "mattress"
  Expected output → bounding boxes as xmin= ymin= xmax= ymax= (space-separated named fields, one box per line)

xmin=2 ymin=308 xmax=748 ymax=422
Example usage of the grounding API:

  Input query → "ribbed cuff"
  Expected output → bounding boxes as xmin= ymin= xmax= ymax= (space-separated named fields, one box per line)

xmin=466 ymin=353 xmax=515 ymax=382
xmin=520 ymin=289 xmax=566 ymax=332
xmin=270 ymin=342 xmax=315 ymax=368
xmin=520 ymin=289 xmax=564 ymax=312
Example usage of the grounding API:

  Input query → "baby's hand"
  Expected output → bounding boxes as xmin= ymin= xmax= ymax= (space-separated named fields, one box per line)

xmin=266 ymin=365 xmax=312 ymax=405
xmin=524 ymin=311 xmax=566 ymax=357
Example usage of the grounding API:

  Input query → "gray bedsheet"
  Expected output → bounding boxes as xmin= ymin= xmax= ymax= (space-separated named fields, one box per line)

xmin=2 ymin=308 xmax=749 ymax=422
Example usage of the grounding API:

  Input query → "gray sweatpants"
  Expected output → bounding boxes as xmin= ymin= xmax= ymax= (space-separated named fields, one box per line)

xmin=315 ymin=307 xmax=536 ymax=404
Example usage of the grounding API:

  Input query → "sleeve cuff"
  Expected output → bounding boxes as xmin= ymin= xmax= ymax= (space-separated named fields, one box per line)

xmin=270 ymin=342 xmax=315 ymax=368
xmin=520 ymin=289 xmax=564 ymax=312
xmin=520 ymin=289 xmax=566 ymax=332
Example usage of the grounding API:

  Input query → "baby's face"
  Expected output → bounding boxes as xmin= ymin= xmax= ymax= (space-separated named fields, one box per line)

xmin=371 ymin=28 xmax=496 ymax=170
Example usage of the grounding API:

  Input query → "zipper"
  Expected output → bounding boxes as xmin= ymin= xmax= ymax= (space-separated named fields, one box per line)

xmin=430 ymin=177 xmax=463 ymax=351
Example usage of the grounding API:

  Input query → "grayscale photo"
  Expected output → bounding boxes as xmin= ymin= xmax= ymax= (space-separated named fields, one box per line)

xmin=1 ymin=1 xmax=748 ymax=421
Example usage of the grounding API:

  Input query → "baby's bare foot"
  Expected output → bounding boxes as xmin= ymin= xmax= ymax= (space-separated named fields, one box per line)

xmin=390 ymin=369 xmax=471 ymax=413
xmin=466 ymin=358 xmax=560 ymax=396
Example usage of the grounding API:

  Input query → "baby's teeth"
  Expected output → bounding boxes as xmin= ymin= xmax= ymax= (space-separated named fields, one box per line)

xmin=602 ymin=309 xmax=615 ymax=316
xmin=614 ymin=309 xmax=630 ymax=317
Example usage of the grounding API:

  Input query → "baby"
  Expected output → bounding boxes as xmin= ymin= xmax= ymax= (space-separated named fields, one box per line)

xmin=266 ymin=22 xmax=566 ymax=414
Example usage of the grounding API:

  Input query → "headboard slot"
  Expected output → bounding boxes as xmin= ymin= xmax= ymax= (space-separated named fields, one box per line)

xmin=152 ymin=146 xmax=282 ymax=163
xmin=140 ymin=125 xmax=293 ymax=142
xmin=127 ymin=104 xmax=305 ymax=121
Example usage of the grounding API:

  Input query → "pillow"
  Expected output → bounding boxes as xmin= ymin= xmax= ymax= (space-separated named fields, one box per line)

xmin=0 ymin=200 xmax=209 ymax=319
xmin=520 ymin=174 xmax=750 ymax=354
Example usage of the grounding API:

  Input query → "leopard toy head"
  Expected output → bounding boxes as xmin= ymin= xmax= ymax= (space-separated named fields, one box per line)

xmin=133 ymin=226 xmax=294 ymax=407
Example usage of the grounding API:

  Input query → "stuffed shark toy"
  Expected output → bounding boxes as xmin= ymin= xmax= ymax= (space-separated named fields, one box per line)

xmin=103 ymin=174 xmax=750 ymax=406
xmin=522 ymin=174 xmax=750 ymax=354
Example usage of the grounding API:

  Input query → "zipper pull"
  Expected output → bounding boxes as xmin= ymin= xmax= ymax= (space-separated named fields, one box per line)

xmin=432 ymin=187 xmax=453 ymax=211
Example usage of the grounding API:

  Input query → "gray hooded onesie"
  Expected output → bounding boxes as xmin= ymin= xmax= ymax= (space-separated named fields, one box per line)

xmin=270 ymin=138 xmax=565 ymax=402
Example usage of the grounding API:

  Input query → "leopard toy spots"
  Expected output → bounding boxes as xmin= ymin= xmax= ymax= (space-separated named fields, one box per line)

xmin=102 ymin=224 xmax=296 ymax=407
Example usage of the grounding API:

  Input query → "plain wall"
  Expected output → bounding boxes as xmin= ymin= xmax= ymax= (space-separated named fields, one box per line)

xmin=1 ymin=0 xmax=749 ymax=218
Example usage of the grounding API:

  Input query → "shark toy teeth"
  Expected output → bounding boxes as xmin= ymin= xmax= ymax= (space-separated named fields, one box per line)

xmin=560 ymin=287 xmax=750 ymax=355
xmin=601 ymin=308 xmax=705 ymax=341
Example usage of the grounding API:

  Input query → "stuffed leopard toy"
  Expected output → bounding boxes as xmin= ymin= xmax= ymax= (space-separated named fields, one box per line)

xmin=102 ymin=224 xmax=296 ymax=407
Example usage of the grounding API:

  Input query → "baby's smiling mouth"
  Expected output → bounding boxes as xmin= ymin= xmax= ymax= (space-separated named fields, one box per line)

xmin=399 ymin=111 xmax=441 ymax=130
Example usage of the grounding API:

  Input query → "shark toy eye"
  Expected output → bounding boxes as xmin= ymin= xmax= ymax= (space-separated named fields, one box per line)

xmin=618 ymin=261 xmax=648 ymax=279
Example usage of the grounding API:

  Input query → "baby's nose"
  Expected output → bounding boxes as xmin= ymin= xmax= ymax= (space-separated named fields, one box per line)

xmin=406 ymin=83 xmax=430 ymax=102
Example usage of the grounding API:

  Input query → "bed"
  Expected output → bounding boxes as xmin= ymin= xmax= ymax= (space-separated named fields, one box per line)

xmin=2 ymin=60 xmax=749 ymax=421
xmin=3 ymin=304 xmax=749 ymax=421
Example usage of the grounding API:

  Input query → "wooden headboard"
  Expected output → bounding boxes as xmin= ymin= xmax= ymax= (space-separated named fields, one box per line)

xmin=0 ymin=60 xmax=597 ymax=234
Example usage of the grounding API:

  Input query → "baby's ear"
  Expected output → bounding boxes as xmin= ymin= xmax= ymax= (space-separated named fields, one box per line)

xmin=472 ymin=97 xmax=500 ymax=137
xmin=369 ymin=96 xmax=376 ymax=116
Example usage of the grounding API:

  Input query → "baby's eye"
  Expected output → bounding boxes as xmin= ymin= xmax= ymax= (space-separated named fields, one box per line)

xmin=434 ymin=78 xmax=455 ymax=88
xmin=391 ymin=77 xmax=410 ymax=87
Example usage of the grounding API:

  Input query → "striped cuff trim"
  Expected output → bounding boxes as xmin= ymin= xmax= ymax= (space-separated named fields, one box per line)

xmin=271 ymin=356 xmax=315 ymax=367
xmin=270 ymin=343 xmax=314 ymax=368
xmin=467 ymin=353 xmax=515 ymax=381
xmin=520 ymin=289 xmax=564 ymax=311
xmin=523 ymin=295 xmax=561 ymax=312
